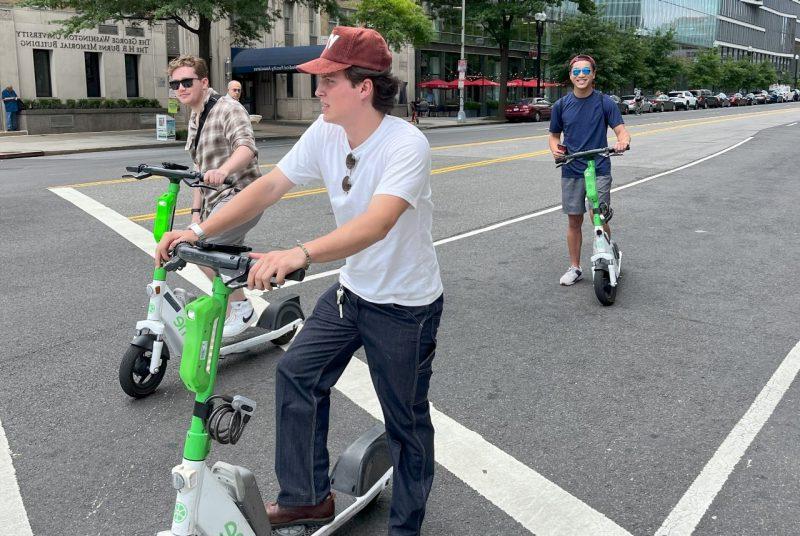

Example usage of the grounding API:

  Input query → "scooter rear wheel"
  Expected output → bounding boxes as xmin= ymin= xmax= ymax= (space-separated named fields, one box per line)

xmin=593 ymin=270 xmax=617 ymax=306
xmin=119 ymin=344 xmax=168 ymax=398
xmin=271 ymin=302 xmax=305 ymax=346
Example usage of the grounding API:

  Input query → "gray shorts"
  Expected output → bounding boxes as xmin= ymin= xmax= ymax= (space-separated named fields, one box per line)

xmin=561 ymin=175 xmax=612 ymax=215
xmin=204 ymin=195 xmax=262 ymax=246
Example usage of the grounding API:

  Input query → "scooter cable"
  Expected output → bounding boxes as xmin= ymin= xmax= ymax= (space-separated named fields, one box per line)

xmin=203 ymin=394 xmax=256 ymax=445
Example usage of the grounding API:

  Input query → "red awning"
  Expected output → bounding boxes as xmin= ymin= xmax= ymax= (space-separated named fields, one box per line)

xmin=463 ymin=77 xmax=500 ymax=87
xmin=418 ymin=78 xmax=451 ymax=89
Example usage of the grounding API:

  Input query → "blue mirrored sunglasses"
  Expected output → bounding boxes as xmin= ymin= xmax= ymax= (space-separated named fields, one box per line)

xmin=571 ymin=67 xmax=592 ymax=76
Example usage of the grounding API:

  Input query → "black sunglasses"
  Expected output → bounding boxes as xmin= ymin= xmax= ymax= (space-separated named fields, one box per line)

xmin=169 ymin=77 xmax=199 ymax=90
xmin=342 ymin=153 xmax=357 ymax=193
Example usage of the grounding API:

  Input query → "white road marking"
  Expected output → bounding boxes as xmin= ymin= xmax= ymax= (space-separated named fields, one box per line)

xmin=787 ymin=122 xmax=797 ymax=126
xmin=338 ymin=358 xmax=632 ymax=535
xmin=49 ymin=186 xmax=632 ymax=534
xmin=655 ymin=340 xmax=800 ymax=536
xmin=0 ymin=418 xmax=33 ymax=536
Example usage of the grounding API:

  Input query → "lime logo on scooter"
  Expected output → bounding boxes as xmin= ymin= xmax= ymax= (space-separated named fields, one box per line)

xmin=148 ymin=303 xmax=156 ymax=314
xmin=220 ymin=521 xmax=243 ymax=536
xmin=173 ymin=501 xmax=187 ymax=523
xmin=173 ymin=314 xmax=187 ymax=336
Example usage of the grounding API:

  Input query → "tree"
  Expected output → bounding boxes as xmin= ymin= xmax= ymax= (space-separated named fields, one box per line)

xmin=639 ymin=29 xmax=679 ymax=93
xmin=354 ymin=0 xmax=434 ymax=50
xmin=546 ymin=12 xmax=628 ymax=91
xmin=689 ymin=47 xmax=722 ymax=89
xmin=427 ymin=0 xmax=595 ymax=117
xmin=719 ymin=58 xmax=746 ymax=93
xmin=21 ymin=0 xmax=340 ymax=74
xmin=755 ymin=60 xmax=777 ymax=89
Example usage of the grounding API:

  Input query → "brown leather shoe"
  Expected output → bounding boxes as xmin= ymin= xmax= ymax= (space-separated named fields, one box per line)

xmin=266 ymin=493 xmax=335 ymax=528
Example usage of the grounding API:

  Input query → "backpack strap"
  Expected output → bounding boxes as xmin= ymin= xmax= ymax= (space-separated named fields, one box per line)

xmin=192 ymin=94 xmax=220 ymax=152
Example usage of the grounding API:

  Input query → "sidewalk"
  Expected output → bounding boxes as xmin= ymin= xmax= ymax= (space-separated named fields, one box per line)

xmin=0 ymin=115 xmax=502 ymax=159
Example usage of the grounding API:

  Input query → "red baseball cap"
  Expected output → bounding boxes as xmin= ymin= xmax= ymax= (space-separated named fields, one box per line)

xmin=297 ymin=26 xmax=393 ymax=74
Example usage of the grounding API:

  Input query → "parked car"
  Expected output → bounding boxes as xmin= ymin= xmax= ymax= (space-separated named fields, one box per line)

xmin=791 ymin=89 xmax=800 ymax=101
xmin=768 ymin=91 xmax=784 ymax=103
xmin=668 ymin=90 xmax=697 ymax=109
xmin=690 ymin=89 xmax=718 ymax=108
xmin=667 ymin=91 xmax=690 ymax=110
xmin=729 ymin=93 xmax=745 ymax=106
xmin=504 ymin=97 xmax=552 ymax=122
xmin=609 ymin=95 xmax=630 ymax=115
xmin=648 ymin=94 xmax=676 ymax=112
xmin=621 ymin=94 xmax=652 ymax=114
xmin=744 ymin=93 xmax=757 ymax=105
xmin=715 ymin=93 xmax=731 ymax=107
xmin=754 ymin=91 xmax=769 ymax=104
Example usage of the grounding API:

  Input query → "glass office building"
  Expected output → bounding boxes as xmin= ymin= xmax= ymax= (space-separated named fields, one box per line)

xmin=593 ymin=0 xmax=800 ymax=73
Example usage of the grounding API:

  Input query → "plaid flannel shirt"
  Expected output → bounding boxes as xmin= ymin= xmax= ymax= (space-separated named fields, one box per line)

xmin=186 ymin=88 xmax=260 ymax=216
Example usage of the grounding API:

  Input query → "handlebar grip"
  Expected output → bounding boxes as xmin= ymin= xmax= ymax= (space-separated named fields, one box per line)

xmin=284 ymin=268 xmax=305 ymax=282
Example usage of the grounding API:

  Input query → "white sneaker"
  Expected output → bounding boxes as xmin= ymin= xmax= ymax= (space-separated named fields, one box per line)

xmin=223 ymin=300 xmax=255 ymax=339
xmin=559 ymin=266 xmax=583 ymax=286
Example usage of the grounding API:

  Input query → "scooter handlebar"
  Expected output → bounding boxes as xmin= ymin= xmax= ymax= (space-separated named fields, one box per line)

xmin=123 ymin=163 xmax=233 ymax=188
xmin=554 ymin=145 xmax=630 ymax=166
xmin=167 ymin=242 xmax=305 ymax=288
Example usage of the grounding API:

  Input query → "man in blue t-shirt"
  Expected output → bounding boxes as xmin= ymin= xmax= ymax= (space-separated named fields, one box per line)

xmin=548 ymin=55 xmax=631 ymax=286
xmin=2 ymin=84 xmax=21 ymax=132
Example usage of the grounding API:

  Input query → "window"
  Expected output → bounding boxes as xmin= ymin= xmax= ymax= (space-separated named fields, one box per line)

xmin=126 ymin=26 xmax=145 ymax=37
xmin=284 ymin=1 xmax=294 ymax=46
xmin=33 ymin=49 xmax=52 ymax=97
xmin=287 ymin=73 xmax=294 ymax=98
xmin=85 ymin=52 xmax=101 ymax=97
xmin=125 ymin=54 xmax=140 ymax=97
xmin=311 ymin=74 xmax=317 ymax=95
xmin=98 ymin=24 xmax=119 ymax=35
xmin=309 ymin=9 xmax=317 ymax=43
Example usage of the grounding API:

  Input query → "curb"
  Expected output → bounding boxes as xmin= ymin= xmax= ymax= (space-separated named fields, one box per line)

xmin=0 ymin=151 xmax=44 ymax=159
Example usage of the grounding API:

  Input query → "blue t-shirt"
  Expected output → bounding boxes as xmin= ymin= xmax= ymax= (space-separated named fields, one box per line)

xmin=549 ymin=90 xmax=623 ymax=178
xmin=2 ymin=89 xmax=19 ymax=113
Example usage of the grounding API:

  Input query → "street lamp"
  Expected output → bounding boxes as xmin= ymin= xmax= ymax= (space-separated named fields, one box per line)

xmin=455 ymin=0 xmax=466 ymax=123
xmin=534 ymin=11 xmax=547 ymax=98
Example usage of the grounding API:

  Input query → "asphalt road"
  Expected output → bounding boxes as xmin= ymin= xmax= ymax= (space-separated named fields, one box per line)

xmin=1 ymin=102 xmax=799 ymax=536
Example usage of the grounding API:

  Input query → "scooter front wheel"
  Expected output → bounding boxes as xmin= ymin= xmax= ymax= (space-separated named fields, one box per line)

xmin=119 ymin=344 xmax=168 ymax=398
xmin=593 ymin=269 xmax=617 ymax=306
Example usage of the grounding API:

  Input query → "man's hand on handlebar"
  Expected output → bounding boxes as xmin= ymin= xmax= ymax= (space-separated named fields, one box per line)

xmin=155 ymin=229 xmax=200 ymax=266
xmin=612 ymin=141 xmax=629 ymax=153
xmin=203 ymin=168 xmax=229 ymax=186
xmin=551 ymin=143 xmax=567 ymax=161
xmin=247 ymin=248 xmax=307 ymax=291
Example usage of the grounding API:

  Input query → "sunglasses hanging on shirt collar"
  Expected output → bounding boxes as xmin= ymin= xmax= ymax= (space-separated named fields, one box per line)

xmin=342 ymin=153 xmax=357 ymax=193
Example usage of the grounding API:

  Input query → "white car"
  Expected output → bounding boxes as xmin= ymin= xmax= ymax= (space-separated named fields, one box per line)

xmin=668 ymin=90 xmax=698 ymax=110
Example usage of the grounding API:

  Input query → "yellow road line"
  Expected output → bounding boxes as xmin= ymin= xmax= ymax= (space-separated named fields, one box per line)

xmin=128 ymin=186 xmax=329 ymax=221
xmin=63 ymin=163 xmax=276 ymax=189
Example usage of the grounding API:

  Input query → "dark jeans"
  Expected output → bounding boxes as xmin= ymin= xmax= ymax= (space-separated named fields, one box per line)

xmin=275 ymin=283 xmax=444 ymax=536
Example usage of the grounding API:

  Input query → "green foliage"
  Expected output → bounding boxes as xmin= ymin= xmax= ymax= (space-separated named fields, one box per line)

xmin=65 ymin=99 xmax=77 ymax=108
xmin=719 ymin=59 xmax=746 ymax=92
xmin=689 ymin=47 xmax=721 ymax=89
xmin=755 ymin=61 xmax=777 ymax=89
xmin=354 ymin=0 xmax=434 ymax=49
xmin=546 ymin=12 xmax=627 ymax=90
xmin=640 ymin=29 xmax=680 ymax=92
xmin=464 ymin=101 xmax=481 ymax=110
xmin=486 ymin=99 xmax=499 ymax=108
xmin=176 ymin=128 xmax=188 ymax=141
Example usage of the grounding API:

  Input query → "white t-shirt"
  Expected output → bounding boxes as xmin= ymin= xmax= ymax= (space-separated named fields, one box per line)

xmin=277 ymin=114 xmax=443 ymax=306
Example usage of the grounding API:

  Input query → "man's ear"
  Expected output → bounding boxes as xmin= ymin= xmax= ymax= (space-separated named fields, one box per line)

xmin=360 ymin=78 xmax=374 ymax=101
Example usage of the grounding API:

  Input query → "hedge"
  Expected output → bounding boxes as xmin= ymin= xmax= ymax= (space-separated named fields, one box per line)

xmin=22 ymin=98 xmax=161 ymax=110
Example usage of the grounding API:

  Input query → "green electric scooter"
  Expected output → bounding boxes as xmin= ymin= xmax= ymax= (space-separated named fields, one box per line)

xmin=156 ymin=242 xmax=392 ymax=536
xmin=120 ymin=163 xmax=305 ymax=398
xmin=555 ymin=146 xmax=628 ymax=305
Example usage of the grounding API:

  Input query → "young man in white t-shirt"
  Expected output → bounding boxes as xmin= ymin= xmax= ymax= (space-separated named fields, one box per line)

xmin=155 ymin=26 xmax=444 ymax=536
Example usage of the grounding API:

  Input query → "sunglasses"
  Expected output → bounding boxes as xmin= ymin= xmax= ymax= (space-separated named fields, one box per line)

xmin=571 ymin=67 xmax=592 ymax=76
xmin=169 ymin=77 xmax=199 ymax=90
xmin=342 ymin=153 xmax=357 ymax=193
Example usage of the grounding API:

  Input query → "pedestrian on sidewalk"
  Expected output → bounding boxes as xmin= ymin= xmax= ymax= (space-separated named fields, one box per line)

xmin=548 ymin=54 xmax=631 ymax=286
xmin=226 ymin=80 xmax=243 ymax=102
xmin=410 ymin=97 xmax=420 ymax=124
xmin=2 ymin=84 xmax=21 ymax=131
xmin=156 ymin=26 xmax=443 ymax=536
xmin=168 ymin=54 xmax=262 ymax=338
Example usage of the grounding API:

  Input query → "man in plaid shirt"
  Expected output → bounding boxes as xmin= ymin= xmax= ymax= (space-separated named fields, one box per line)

xmin=168 ymin=55 xmax=262 ymax=337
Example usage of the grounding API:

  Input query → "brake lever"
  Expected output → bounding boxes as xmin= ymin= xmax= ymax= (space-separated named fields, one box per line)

xmin=123 ymin=172 xmax=152 ymax=180
xmin=163 ymin=256 xmax=187 ymax=272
